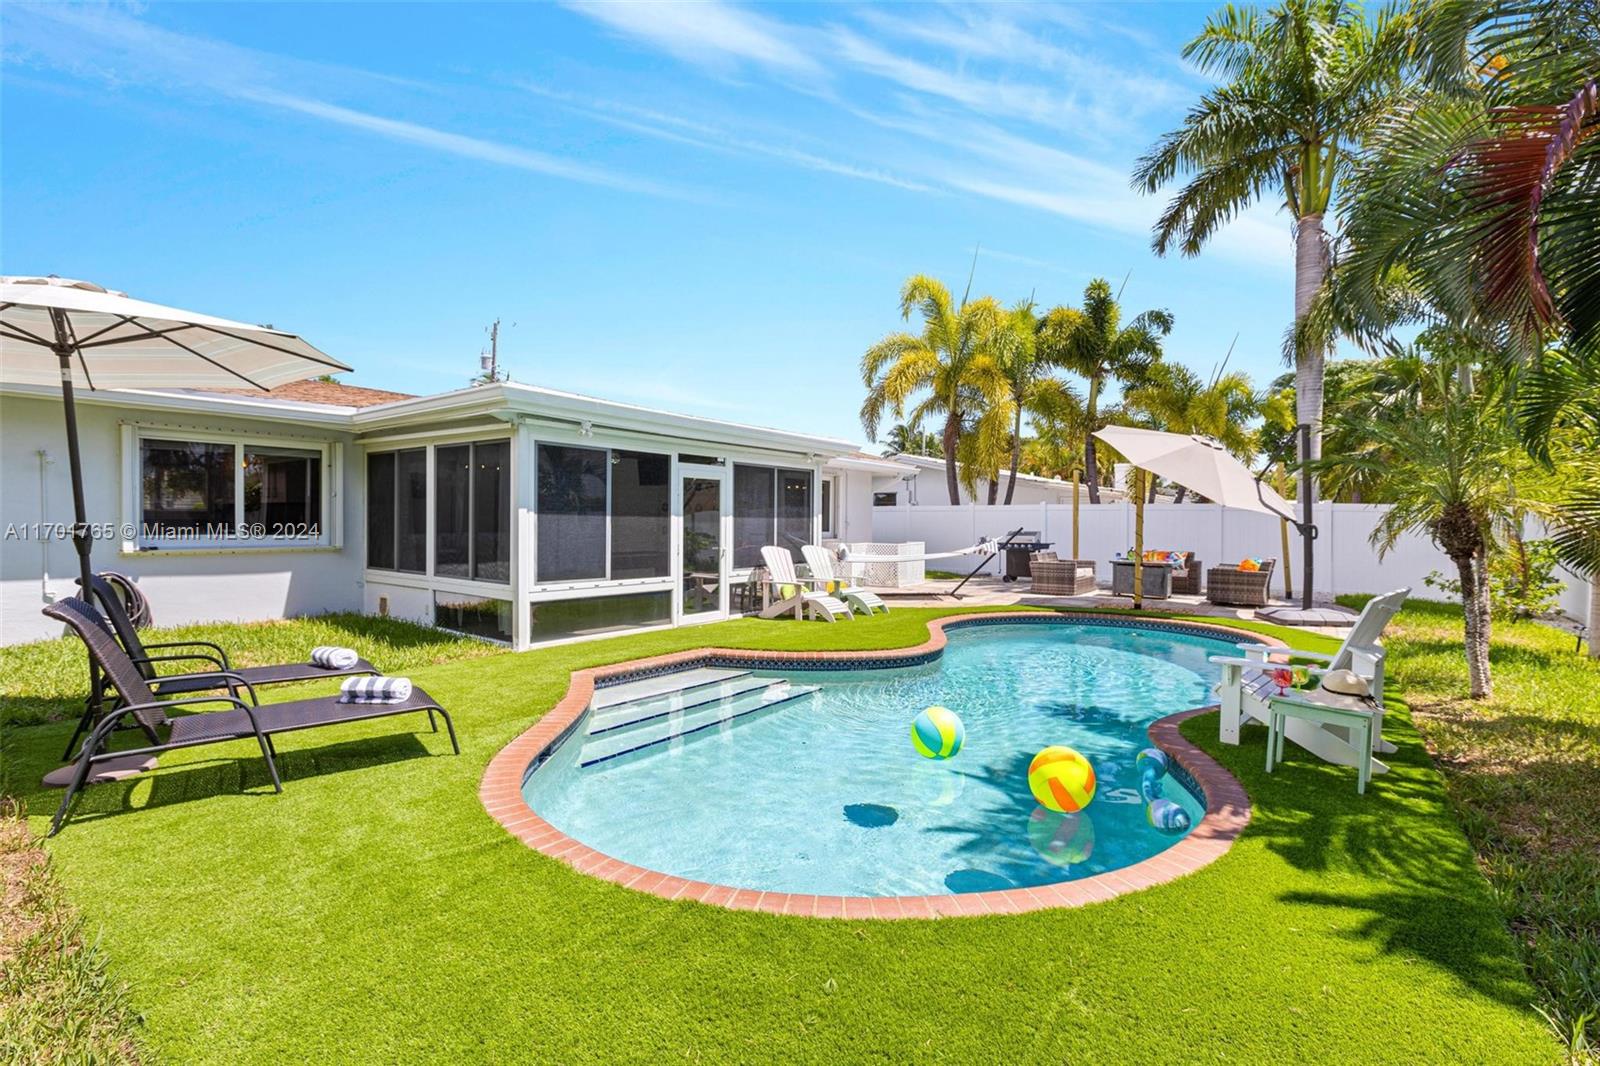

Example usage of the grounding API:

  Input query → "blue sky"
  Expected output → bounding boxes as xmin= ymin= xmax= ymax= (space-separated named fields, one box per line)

xmin=1 ymin=2 xmax=1296 ymax=444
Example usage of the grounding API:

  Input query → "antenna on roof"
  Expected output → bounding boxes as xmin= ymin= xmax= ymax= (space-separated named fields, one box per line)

xmin=476 ymin=318 xmax=514 ymax=385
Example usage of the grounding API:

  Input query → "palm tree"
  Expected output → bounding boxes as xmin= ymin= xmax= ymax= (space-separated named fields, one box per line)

xmin=1038 ymin=279 xmax=1173 ymax=502
xmin=1134 ymin=0 xmax=1409 ymax=492
xmin=860 ymin=275 xmax=1006 ymax=505
xmin=1124 ymin=363 xmax=1262 ymax=501
xmin=884 ymin=421 xmax=940 ymax=457
xmin=1323 ymin=334 xmax=1523 ymax=698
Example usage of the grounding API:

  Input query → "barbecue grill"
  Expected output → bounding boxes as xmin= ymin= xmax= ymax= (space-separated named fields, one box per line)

xmin=1000 ymin=532 xmax=1052 ymax=582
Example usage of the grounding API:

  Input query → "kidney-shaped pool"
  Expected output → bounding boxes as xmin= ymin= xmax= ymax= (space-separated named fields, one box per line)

xmin=520 ymin=618 xmax=1246 ymax=898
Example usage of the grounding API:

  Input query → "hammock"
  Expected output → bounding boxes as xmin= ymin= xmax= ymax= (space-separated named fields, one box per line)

xmin=837 ymin=539 xmax=1001 ymax=565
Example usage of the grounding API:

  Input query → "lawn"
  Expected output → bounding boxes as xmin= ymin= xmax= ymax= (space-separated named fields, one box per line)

xmin=0 ymin=606 xmax=1564 ymax=1063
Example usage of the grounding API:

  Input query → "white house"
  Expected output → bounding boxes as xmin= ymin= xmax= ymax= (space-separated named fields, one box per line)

xmin=1 ymin=378 xmax=888 ymax=649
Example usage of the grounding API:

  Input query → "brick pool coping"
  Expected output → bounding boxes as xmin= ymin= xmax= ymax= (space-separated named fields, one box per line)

xmin=479 ymin=611 xmax=1286 ymax=919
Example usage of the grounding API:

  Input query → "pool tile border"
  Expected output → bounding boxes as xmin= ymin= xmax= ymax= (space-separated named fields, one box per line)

xmin=480 ymin=611 xmax=1281 ymax=918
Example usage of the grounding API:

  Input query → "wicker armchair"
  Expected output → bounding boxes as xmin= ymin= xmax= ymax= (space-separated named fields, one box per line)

xmin=1169 ymin=554 xmax=1203 ymax=595
xmin=1206 ymin=559 xmax=1277 ymax=607
xmin=1029 ymin=552 xmax=1098 ymax=596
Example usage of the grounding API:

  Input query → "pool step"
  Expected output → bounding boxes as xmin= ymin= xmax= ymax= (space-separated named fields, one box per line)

xmin=589 ymin=667 xmax=751 ymax=711
xmin=586 ymin=675 xmax=779 ymax=736
xmin=577 ymin=681 xmax=818 ymax=767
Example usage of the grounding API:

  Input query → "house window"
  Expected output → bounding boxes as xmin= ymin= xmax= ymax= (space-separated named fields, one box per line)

xmin=873 ymin=492 xmax=898 ymax=507
xmin=733 ymin=464 xmax=813 ymax=567
xmin=141 ymin=440 xmax=234 ymax=535
xmin=534 ymin=444 xmax=671 ymax=584
xmin=821 ymin=478 xmax=836 ymax=538
xmin=367 ymin=447 xmax=432 ymax=574
xmin=529 ymin=590 xmax=672 ymax=642
xmin=610 ymin=450 xmax=671 ymax=579
xmin=138 ymin=436 xmax=324 ymax=545
xmin=434 ymin=592 xmax=513 ymax=643
xmin=536 ymin=444 xmax=608 ymax=581
xmin=435 ymin=440 xmax=510 ymax=583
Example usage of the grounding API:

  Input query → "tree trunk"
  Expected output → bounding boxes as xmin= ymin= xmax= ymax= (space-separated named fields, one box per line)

xmin=1147 ymin=477 xmax=1158 ymax=504
xmin=1294 ymin=212 xmax=1330 ymax=504
xmin=942 ymin=412 xmax=962 ymax=505
xmin=1174 ymin=485 xmax=1188 ymax=504
xmin=1455 ymin=552 xmax=1493 ymax=700
xmin=986 ymin=476 xmax=1000 ymax=506
xmin=1003 ymin=409 xmax=1022 ymax=506
xmin=1588 ymin=577 xmax=1600 ymax=659
xmin=1084 ymin=379 xmax=1102 ymax=505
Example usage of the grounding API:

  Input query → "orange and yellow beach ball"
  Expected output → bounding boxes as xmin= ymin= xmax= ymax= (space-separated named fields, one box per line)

xmin=1027 ymin=746 xmax=1097 ymax=813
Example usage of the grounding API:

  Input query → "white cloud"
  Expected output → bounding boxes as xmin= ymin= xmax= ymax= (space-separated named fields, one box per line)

xmin=560 ymin=0 xmax=820 ymax=76
xmin=4 ymin=5 xmax=680 ymax=198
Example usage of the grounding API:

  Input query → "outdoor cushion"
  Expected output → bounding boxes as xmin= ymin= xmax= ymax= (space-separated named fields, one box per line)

xmin=1238 ymin=558 xmax=1261 ymax=572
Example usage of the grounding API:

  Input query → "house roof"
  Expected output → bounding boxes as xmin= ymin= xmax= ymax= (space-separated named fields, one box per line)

xmin=887 ymin=452 xmax=1131 ymax=499
xmin=823 ymin=451 xmax=917 ymax=475
xmin=198 ymin=379 xmax=413 ymax=407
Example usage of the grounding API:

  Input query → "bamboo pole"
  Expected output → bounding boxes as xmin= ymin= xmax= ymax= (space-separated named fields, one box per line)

xmin=1132 ymin=469 xmax=1145 ymax=610
xmin=1071 ymin=469 xmax=1081 ymax=561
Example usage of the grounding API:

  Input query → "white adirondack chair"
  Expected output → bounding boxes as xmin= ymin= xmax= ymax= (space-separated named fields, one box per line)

xmin=757 ymin=546 xmax=853 ymax=622
xmin=801 ymin=545 xmax=889 ymax=616
xmin=1211 ymin=587 xmax=1410 ymax=774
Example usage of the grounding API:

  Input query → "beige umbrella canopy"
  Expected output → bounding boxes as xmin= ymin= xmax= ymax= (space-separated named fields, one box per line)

xmin=0 ymin=275 xmax=350 ymax=594
xmin=1093 ymin=426 xmax=1313 ymax=610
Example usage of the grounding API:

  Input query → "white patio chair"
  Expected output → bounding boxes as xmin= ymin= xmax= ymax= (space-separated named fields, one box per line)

xmin=801 ymin=545 xmax=889 ymax=616
xmin=1210 ymin=587 xmax=1410 ymax=774
xmin=757 ymin=546 xmax=853 ymax=622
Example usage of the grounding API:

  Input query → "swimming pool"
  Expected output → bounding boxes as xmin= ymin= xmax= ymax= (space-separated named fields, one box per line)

xmin=517 ymin=618 xmax=1247 ymax=900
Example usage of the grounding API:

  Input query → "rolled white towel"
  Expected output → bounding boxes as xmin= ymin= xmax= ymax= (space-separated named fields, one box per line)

xmin=310 ymin=645 xmax=360 ymax=670
xmin=338 ymin=676 xmax=412 ymax=704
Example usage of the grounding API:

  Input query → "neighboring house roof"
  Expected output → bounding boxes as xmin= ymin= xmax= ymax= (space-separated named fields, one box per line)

xmin=824 ymin=451 xmax=916 ymax=475
xmin=885 ymin=452 xmax=1132 ymax=500
xmin=198 ymin=379 xmax=414 ymax=407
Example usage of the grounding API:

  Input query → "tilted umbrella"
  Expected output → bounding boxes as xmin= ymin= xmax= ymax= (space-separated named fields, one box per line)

xmin=0 ymin=276 xmax=350 ymax=596
xmin=1092 ymin=426 xmax=1312 ymax=609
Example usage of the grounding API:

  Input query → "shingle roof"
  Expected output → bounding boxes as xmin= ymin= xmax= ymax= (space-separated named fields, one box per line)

xmin=199 ymin=379 xmax=413 ymax=408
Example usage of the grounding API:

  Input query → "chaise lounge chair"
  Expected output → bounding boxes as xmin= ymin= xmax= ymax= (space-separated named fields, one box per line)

xmin=61 ymin=574 xmax=381 ymax=759
xmin=800 ymin=545 xmax=889 ymax=615
xmin=1210 ymin=587 xmax=1409 ymax=774
xmin=757 ymin=546 xmax=853 ymax=622
xmin=42 ymin=596 xmax=456 ymax=836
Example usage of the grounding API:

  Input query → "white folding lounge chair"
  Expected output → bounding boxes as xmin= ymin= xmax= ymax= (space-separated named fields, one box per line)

xmin=757 ymin=546 xmax=853 ymax=622
xmin=801 ymin=545 xmax=889 ymax=616
xmin=1211 ymin=587 xmax=1410 ymax=774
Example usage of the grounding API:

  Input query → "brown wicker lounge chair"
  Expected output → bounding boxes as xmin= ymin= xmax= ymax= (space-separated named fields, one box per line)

xmin=61 ymin=575 xmax=381 ymax=759
xmin=42 ymin=596 xmax=456 ymax=836
xmin=1029 ymin=552 xmax=1097 ymax=595
xmin=1205 ymin=559 xmax=1277 ymax=607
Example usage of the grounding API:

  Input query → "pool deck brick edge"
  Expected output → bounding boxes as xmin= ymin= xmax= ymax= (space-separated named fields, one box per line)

xmin=480 ymin=611 xmax=1279 ymax=919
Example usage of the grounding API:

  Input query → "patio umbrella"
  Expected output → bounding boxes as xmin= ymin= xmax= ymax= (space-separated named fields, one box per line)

xmin=0 ymin=275 xmax=350 ymax=596
xmin=1093 ymin=426 xmax=1314 ymax=610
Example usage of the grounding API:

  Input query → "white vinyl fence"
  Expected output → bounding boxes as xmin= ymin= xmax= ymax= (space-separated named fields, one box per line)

xmin=873 ymin=501 xmax=1592 ymax=620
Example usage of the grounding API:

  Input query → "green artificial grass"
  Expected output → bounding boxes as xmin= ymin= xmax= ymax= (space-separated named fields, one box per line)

xmin=0 ymin=607 xmax=1563 ymax=1063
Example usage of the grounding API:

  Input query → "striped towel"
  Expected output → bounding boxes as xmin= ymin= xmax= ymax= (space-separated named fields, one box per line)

xmin=310 ymin=645 xmax=360 ymax=670
xmin=338 ymin=676 xmax=412 ymax=704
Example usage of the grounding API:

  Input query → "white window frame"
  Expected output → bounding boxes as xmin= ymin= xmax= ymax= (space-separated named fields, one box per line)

xmin=821 ymin=475 xmax=839 ymax=539
xmin=122 ymin=424 xmax=340 ymax=553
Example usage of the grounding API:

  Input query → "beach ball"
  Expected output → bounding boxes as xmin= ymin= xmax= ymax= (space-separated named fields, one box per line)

xmin=1028 ymin=746 xmax=1097 ymax=813
xmin=1146 ymin=798 xmax=1192 ymax=833
xmin=911 ymin=706 xmax=965 ymax=760
xmin=1026 ymin=808 xmax=1096 ymax=867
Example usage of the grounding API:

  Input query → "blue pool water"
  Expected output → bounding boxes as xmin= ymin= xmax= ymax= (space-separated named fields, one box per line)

xmin=521 ymin=621 xmax=1243 ymax=897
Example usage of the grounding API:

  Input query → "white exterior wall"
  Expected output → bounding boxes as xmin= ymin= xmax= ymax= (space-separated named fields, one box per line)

xmin=1 ymin=393 xmax=365 ymax=645
xmin=875 ymin=500 xmax=1592 ymax=616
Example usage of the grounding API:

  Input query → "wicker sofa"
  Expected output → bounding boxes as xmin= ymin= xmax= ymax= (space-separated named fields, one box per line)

xmin=1206 ymin=559 xmax=1277 ymax=607
xmin=1168 ymin=553 xmax=1203 ymax=595
xmin=1029 ymin=552 xmax=1098 ymax=595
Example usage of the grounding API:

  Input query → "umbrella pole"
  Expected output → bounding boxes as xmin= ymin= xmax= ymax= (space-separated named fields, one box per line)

xmin=1132 ymin=469 xmax=1145 ymax=610
xmin=1071 ymin=469 xmax=1080 ymax=561
xmin=53 ymin=329 xmax=101 ymax=748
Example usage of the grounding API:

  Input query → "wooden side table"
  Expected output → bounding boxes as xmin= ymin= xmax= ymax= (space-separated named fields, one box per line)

xmin=1265 ymin=688 xmax=1382 ymax=794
